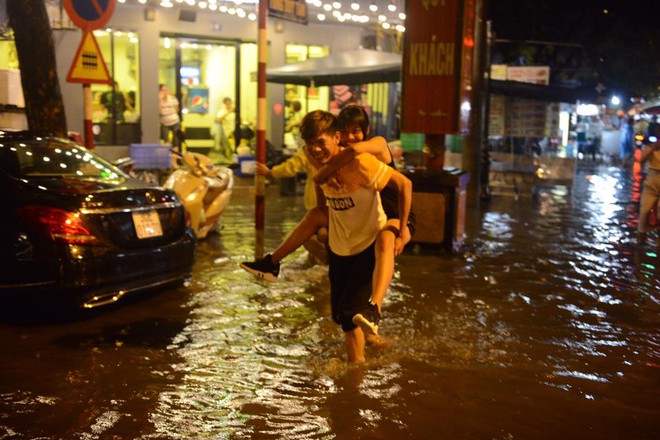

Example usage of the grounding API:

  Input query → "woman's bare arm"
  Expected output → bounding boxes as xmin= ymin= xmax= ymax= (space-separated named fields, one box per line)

xmin=313 ymin=137 xmax=393 ymax=185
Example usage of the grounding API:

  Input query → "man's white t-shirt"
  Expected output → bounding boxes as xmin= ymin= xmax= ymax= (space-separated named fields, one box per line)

xmin=319 ymin=152 xmax=393 ymax=256
xmin=159 ymin=95 xmax=180 ymax=127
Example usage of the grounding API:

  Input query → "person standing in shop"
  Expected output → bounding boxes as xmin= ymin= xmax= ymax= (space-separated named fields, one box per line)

xmin=159 ymin=84 xmax=181 ymax=151
xmin=216 ymin=97 xmax=236 ymax=158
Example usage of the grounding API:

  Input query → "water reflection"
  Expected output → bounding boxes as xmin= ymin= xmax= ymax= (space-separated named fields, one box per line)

xmin=0 ymin=165 xmax=658 ymax=439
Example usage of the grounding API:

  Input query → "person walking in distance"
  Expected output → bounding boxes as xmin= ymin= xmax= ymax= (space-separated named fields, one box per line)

xmin=637 ymin=125 xmax=660 ymax=244
xmin=159 ymin=84 xmax=181 ymax=151
xmin=216 ymin=97 xmax=236 ymax=158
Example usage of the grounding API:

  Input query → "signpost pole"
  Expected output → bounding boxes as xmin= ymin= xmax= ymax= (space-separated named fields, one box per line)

xmin=254 ymin=0 xmax=268 ymax=258
xmin=83 ymin=83 xmax=94 ymax=149
xmin=63 ymin=0 xmax=116 ymax=150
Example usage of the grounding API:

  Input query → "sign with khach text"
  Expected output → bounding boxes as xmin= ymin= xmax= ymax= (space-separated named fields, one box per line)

xmin=401 ymin=0 xmax=475 ymax=134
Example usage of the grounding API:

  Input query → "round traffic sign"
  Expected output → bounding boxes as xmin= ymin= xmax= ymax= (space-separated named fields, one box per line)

xmin=63 ymin=0 xmax=117 ymax=30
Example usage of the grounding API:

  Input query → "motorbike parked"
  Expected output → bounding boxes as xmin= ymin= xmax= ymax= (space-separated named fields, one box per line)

xmin=163 ymin=151 xmax=234 ymax=239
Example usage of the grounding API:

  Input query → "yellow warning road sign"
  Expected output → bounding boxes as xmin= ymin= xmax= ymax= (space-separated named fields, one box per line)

xmin=67 ymin=31 xmax=112 ymax=84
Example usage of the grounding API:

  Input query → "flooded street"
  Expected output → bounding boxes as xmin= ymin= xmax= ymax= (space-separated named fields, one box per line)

xmin=0 ymin=162 xmax=658 ymax=439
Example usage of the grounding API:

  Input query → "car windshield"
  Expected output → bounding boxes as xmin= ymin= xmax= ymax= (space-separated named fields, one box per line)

xmin=0 ymin=137 xmax=126 ymax=180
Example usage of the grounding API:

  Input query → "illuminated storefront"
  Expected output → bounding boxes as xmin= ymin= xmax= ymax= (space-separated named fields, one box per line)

xmin=49 ymin=2 xmax=365 ymax=156
xmin=2 ymin=2 xmax=409 ymax=156
xmin=91 ymin=29 xmax=141 ymax=145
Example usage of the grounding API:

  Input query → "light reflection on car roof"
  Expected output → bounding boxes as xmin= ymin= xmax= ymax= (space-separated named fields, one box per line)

xmin=0 ymin=137 xmax=126 ymax=181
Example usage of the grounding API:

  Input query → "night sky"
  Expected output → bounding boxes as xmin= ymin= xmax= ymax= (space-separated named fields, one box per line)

xmin=488 ymin=0 xmax=660 ymax=99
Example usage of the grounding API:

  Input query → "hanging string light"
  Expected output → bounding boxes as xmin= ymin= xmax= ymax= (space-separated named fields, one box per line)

xmin=123 ymin=0 xmax=405 ymax=32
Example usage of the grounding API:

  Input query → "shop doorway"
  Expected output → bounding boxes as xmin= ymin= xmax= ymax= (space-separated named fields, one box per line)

xmin=159 ymin=36 xmax=257 ymax=162
xmin=91 ymin=29 xmax=141 ymax=146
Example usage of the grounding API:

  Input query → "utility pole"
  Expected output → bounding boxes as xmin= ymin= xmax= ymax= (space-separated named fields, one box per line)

xmin=254 ymin=0 xmax=268 ymax=258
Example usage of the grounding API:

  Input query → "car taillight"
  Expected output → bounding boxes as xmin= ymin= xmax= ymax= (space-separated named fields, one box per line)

xmin=16 ymin=206 xmax=99 ymax=244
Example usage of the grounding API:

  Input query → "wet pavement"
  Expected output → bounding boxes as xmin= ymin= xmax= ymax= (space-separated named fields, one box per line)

xmin=0 ymin=161 xmax=658 ymax=439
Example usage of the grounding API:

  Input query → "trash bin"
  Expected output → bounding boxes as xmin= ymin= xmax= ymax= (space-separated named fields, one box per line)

xmin=403 ymin=168 xmax=469 ymax=252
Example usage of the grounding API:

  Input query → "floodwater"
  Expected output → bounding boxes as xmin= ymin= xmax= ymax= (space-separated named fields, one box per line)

xmin=0 ymin=162 xmax=658 ymax=439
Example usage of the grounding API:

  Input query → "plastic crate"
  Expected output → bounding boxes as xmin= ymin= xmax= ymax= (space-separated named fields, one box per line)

xmin=236 ymin=155 xmax=256 ymax=177
xmin=130 ymin=144 xmax=172 ymax=169
xmin=400 ymin=132 xmax=425 ymax=152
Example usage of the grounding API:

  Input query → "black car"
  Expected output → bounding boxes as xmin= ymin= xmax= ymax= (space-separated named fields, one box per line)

xmin=0 ymin=131 xmax=196 ymax=309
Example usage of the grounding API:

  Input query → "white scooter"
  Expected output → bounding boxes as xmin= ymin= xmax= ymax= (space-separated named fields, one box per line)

xmin=163 ymin=151 xmax=234 ymax=239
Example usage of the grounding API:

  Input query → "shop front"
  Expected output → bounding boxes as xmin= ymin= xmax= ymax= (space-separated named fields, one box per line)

xmin=2 ymin=2 xmax=409 ymax=163
xmin=47 ymin=3 xmax=363 ymax=159
xmin=90 ymin=29 xmax=141 ymax=146
xmin=157 ymin=35 xmax=255 ymax=160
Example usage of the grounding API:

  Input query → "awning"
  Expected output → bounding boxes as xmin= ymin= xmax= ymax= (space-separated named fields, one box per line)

xmin=489 ymin=79 xmax=602 ymax=104
xmin=267 ymin=49 xmax=602 ymax=104
xmin=266 ymin=49 xmax=402 ymax=87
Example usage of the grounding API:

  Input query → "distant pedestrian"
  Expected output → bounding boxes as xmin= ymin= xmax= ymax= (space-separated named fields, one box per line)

xmin=646 ymin=115 xmax=658 ymax=142
xmin=637 ymin=124 xmax=660 ymax=244
xmin=620 ymin=117 xmax=634 ymax=166
xmin=284 ymin=100 xmax=304 ymax=147
xmin=101 ymin=81 xmax=128 ymax=122
xmin=159 ymin=84 xmax=181 ymax=151
xmin=216 ymin=97 xmax=236 ymax=158
xmin=254 ymin=149 xmax=316 ymax=211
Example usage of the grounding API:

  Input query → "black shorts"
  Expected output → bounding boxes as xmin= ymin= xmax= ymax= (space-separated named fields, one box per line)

xmin=381 ymin=187 xmax=417 ymax=237
xmin=328 ymin=242 xmax=375 ymax=332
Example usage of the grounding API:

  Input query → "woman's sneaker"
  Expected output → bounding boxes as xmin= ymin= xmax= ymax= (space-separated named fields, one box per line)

xmin=352 ymin=303 xmax=380 ymax=336
xmin=240 ymin=254 xmax=280 ymax=282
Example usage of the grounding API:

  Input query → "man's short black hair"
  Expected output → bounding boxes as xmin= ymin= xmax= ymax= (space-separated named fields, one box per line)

xmin=300 ymin=110 xmax=339 ymax=143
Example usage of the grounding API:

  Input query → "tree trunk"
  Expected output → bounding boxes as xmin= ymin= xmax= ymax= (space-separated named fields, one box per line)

xmin=7 ymin=0 xmax=67 ymax=136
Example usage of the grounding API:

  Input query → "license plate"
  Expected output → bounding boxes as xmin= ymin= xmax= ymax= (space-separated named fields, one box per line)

xmin=132 ymin=210 xmax=163 ymax=239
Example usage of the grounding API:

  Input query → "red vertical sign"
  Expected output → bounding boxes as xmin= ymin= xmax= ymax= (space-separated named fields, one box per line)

xmin=402 ymin=0 xmax=475 ymax=135
xmin=402 ymin=0 xmax=460 ymax=134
